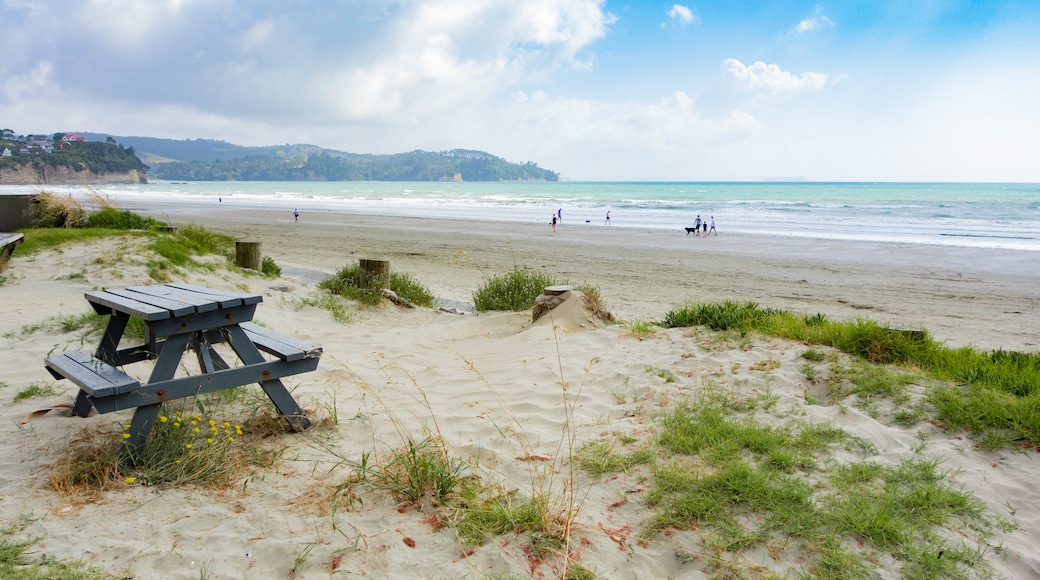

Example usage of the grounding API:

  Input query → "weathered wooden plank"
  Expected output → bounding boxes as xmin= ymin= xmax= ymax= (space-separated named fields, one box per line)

xmin=123 ymin=284 xmax=220 ymax=312
xmin=85 ymin=290 xmax=171 ymax=320
xmin=88 ymin=357 xmax=320 ymax=413
xmin=0 ymin=233 xmax=24 ymax=246
xmin=45 ymin=350 xmax=140 ymax=398
xmin=145 ymin=304 xmax=258 ymax=337
xmin=0 ymin=232 xmax=24 ymax=271
xmin=166 ymin=282 xmax=263 ymax=307
xmin=240 ymin=322 xmax=323 ymax=362
xmin=105 ymin=288 xmax=196 ymax=317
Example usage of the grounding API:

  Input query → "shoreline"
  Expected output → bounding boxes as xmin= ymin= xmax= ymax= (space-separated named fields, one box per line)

xmin=142 ymin=202 xmax=1040 ymax=353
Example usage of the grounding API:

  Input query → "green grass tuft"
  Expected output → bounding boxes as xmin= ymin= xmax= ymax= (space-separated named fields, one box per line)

xmin=319 ymin=263 xmax=434 ymax=307
xmin=661 ymin=300 xmax=1040 ymax=445
xmin=472 ymin=268 xmax=558 ymax=311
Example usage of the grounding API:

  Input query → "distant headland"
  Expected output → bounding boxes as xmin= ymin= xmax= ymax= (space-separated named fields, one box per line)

xmin=0 ymin=129 xmax=559 ymax=184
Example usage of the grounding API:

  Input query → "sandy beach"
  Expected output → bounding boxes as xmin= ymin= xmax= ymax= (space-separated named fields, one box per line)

xmin=1 ymin=206 xmax=1039 ymax=578
xmin=157 ymin=205 xmax=1040 ymax=353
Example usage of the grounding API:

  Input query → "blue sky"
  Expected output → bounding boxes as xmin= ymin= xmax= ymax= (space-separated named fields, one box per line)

xmin=3 ymin=1 xmax=1038 ymax=181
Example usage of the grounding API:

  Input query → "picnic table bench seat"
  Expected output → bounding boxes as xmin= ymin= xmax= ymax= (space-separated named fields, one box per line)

xmin=239 ymin=322 xmax=322 ymax=362
xmin=45 ymin=350 xmax=141 ymax=399
xmin=0 ymin=232 xmax=24 ymax=270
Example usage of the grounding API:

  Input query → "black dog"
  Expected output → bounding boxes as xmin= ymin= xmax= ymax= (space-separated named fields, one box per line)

xmin=685 ymin=227 xmax=699 ymax=235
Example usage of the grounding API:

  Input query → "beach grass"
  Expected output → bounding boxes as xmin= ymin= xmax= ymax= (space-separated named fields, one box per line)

xmin=319 ymin=263 xmax=435 ymax=307
xmin=564 ymin=385 xmax=1009 ymax=578
xmin=663 ymin=300 xmax=1040 ymax=446
xmin=17 ymin=195 xmax=285 ymax=280
xmin=345 ymin=436 xmax=467 ymax=508
xmin=47 ymin=398 xmax=280 ymax=499
xmin=85 ymin=206 xmax=162 ymax=230
xmin=472 ymin=268 xmax=558 ymax=311
xmin=1 ymin=526 xmax=111 ymax=579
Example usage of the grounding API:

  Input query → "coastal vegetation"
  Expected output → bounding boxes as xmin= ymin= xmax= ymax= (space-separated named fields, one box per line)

xmin=149 ymin=148 xmax=559 ymax=182
xmin=319 ymin=262 xmax=435 ymax=307
xmin=3 ymin=131 xmax=559 ymax=182
xmin=662 ymin=300 xmax=1040 ymax=447
xmin=0 ymin=134 xmax=147 ymax=177
xmin=18 ymin=193 xmax=280 ymax=281
xmin=472 ymin=268 xmax=559 ymax=311
xmin=1 ymin=526 xmax=110 ymax=579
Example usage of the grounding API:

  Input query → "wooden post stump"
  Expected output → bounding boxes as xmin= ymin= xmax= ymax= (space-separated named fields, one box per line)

xmin=359 ymin=259 xmax=390 ymax=288
xmin=236 ymin=241 xmax=262 ymax=271
xmin=532 ymin=285 xmax=578 ymax=322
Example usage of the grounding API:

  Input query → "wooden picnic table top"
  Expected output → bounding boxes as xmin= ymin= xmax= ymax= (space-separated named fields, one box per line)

xmin=85 ymin=283 xmax=263 ymax=321
xmin=0 ymin=232 xmax=24 ymax=245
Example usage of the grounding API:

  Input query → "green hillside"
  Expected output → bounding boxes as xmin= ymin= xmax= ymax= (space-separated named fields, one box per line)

xmin=78 ymin=134 xmax=559 ymax=182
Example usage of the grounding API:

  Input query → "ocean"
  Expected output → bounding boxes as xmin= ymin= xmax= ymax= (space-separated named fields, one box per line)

xmin=3 ymin=181 xmax=1039 ymax=252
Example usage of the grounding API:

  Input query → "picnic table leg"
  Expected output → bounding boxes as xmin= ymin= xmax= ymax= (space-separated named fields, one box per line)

xmin=223 ymin=325 xmax=312 ymax=431
xmin=120 ymin=332 xmax=191 ymax=466
xmin=191 ymin=332 xmax=231 ymax=373
xmin=96 ymin=312 xmax=129 ymax=364
xmin=123 ymin=403 xmax=161 ymax=466
xmin=72 ymin=391 xmax=93 ymax=418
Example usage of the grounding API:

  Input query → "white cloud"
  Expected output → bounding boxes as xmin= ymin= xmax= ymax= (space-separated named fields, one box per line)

xmin=668 ymin=4 xmax=697 ymax=26
xmin=239 ymin=19 xmax=275 ymax=53
xmin=2 ymin=61 xmax=54 ymax=101
xmin=795 ymin=15 xmax=834 ymax=33
xmin=76 ymin=0 xmax=200 ymax=48
xmin=721 ymin=59 xmax=828 ymax=97
xmin=299 ymin=0 xmax=615 ymax=124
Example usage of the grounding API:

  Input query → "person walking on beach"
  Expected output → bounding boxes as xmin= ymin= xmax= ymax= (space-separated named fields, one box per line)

xmin=557 ymin=208 xmax=562 ymax=223
xmin=605 ymin=210 xmax=611 ymax=226
xmin=293 ymin=208 xmax=299 ymax=222
xmin=708 ymin=216 xmax=717 ymax=236
xmin=551 ymin=213 xmax=557 ymax=232
xmin=693 ymin=215 xmax=702 ymax=236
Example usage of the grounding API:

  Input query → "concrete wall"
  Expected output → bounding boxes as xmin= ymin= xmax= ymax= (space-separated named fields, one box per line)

xmin=0 ymin=196 xmax=34 ymax=231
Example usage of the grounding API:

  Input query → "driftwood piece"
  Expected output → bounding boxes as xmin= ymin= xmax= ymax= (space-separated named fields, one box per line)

xmin=383 ymin=288 xmax=416 ymax=309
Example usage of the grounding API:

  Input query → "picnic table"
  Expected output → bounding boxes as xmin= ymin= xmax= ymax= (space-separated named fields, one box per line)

xmin=0 ymin=232 xmax=24 ymax=271
xmin=45 ymin=283 xmax=322 ymax=462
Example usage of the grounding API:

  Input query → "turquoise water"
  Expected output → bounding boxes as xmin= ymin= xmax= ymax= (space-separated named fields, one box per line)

xmin=4 ymin=181 xmax=1039 ymax=251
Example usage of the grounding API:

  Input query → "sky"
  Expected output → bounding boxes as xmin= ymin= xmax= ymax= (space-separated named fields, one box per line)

xmin=3 ymin=1 xmax=1039 ymax=182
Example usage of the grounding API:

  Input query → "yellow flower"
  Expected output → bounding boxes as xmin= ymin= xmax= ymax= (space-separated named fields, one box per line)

xmin=190 ymin=420 xmax=198 ymax=426
xmin=228 ymin=437 xmax=235 ymax=442
xmin=222 ymin=421 xmax=231 ymax=428
xmin=123 ymin=423 xmax=131 ymax=429
xmin=193 ymin=427 xmax=200 ymax=434
xmin=159 ymin=416 xmax=169 ymax=423
xmin=185 ymin=443 xmax=193 ymax=449
xmin=235 ymin=425 xmax=243 ymax=435
xmin=125 ymin=476 xmax=136 ymax=483
xmin=173 ymin=422 xmax=181 ymax=428
xmin=209 ymin=419 xmax=216 ymax=427
xmin=122 ymin=433 xmax=131 ymax=439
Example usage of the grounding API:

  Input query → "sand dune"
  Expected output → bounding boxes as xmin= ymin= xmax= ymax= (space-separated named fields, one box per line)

xmin=1 ymin=214 xmax=1038 ymax=578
